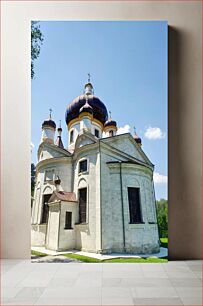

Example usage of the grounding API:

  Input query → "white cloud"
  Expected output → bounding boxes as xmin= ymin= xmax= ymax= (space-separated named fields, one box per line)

xmin=153 ymin=172 xmax=168 ymax=184
xmin=144 ymin=126 xmax=165 ymax=140
xmin=31 ymin=142 xmax=35 ymax=152
xmin=117 ymin=124 xmax=131 ymax=135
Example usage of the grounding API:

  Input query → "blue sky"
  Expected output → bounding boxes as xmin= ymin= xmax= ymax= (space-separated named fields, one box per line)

xmin=31 ymin=21 xmax=168 ymax=200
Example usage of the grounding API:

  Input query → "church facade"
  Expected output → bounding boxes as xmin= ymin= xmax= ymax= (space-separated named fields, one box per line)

xmin=31 ymin=79 xmax=160 ymax=254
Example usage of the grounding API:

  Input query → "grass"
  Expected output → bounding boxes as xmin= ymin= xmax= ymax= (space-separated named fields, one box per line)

xmin=63 ymin=253 xmax=101 ymax=263
xmin=64 ymin=253 xmax=168 ymax=263
xmin=160 ymin=237 xmax=168 ymax=248
xmin=31 ymin=250 xmax=47 ymax=257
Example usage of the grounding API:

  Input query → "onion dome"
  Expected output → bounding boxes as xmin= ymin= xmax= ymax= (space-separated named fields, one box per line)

xmin=55 ymin=120 xmax=64 ymax=149
xmin=104 ymin=118 xmax=117 ymax=128
xmin=133 ymin=127 xmax=142 ymax=145
xmin=79 ymin=97 xmax=93 ymax=115
xmin=104 ymin=111 xmax=117 ymax=128
xmin=42 ymin=109 xmax=56 ymax=129
xmin=65 ymin=76 xmax=108 ymax=126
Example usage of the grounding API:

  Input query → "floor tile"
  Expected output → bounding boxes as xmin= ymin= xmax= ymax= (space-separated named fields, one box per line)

xmin=35 ymin=297 xmax=102 ymax=305
xmin=15 ymin=287 xmax=45 ymax=298
xmin=169 ymin=277 xmax=202 ymax=287
xmin=180 ymin=296 xmax=203 ymax=305
xmin=134 ymin=286 xmax=179 ymax=298
xmin=41 ymin=287 xmax=101 ymax=298
xmin=175 ymin=287 xmax=202 ymax=298
xmin=133 ymin=297 xmax=183 ymax=305
xmin=2 ymin=296 xmax=39 ymax=305
xmin=102 ymin=287 xmax=132 ymax=298
xmin=143 ymin=271 xmax=168 ymax=278
xmin=2 ymin=287 xmax=23 ymax=299
xmin=102 ymin=297 xmax=134 ymax=305
xmin=123 ymin=277 xmax=172 ymax=287
xmin=47 ymin=277 xmax=77 ymax=288
xmin=166 ymin=271 xmax=197 ymax=278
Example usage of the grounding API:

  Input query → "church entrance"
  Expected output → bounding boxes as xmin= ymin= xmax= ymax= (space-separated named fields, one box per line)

xmin=41 ymin=194 xmax=52 ymax=223
xmin=79 ymin=188 xmax=87 ymax=224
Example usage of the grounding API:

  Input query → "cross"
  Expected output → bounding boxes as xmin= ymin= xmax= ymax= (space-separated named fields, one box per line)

xmin=49 ymin=108 xmax=52 ymax=119
xmin=133 ymin=126 xmax=136 ymax=134
xmin=109 ymin=110 xmax=112 ymax=118
xmin=88 ymin=73 xmax=91 ymax=83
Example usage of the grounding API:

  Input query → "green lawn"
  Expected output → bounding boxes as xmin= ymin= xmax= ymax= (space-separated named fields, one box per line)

xmin=64 ymin=253 xmax=167 ymax=263
xmin=31 ymin=250 xmax=47 ymax=257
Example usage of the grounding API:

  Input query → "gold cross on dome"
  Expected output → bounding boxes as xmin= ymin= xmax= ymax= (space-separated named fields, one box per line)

xmin=49 ymin=108 xmax=52 ymax=119
xmin=88 ymin=73 xmax=91 ymax=83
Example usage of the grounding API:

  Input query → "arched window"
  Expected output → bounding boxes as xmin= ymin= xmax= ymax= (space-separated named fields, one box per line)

xmin=109 ymin=130 xmax=114 ymax=137
xmin=41 ymin=186 xmax=52 ymax=224
xmin=70 ymin=130 xmax=74 ymax=143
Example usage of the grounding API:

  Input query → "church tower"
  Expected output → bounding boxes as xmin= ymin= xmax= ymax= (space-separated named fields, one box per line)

xmin=65 ymin=75 xmax=108 ymax=151
xmin=41 ymin=109 xmax=56 ymax=144
xmin=103 ymin=111 xmax=117 ymax=137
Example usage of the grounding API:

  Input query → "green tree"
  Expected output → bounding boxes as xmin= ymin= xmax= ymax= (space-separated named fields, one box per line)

xmin=156 ymin=199 xmax=168 ymax=238
xmin=31 ymin=163 xmax=36 ymax=196
xmin=31 ymin=21 xmax=43 ymax=79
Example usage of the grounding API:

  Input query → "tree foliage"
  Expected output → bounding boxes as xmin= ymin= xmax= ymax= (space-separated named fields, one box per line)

xmin=31 ymin=163 xmax=36 ymax=196
xmin=31 ymin=21 xmax=43 ymax=79
xmin=156 ymin=199 xmax=168 ymax=238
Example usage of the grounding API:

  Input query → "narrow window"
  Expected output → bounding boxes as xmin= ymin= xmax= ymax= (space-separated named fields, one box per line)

xmin=79 ymin=188 xmax=87 ymax=223
xmin=65 ymin=212 xmax=72 ymax=229
xmin=41 ymin=194 xmax=52 ymax=223
xmin=109 ymin=130 xmax=114 ymax=137
xmin=45 ymin=170 xmax=54 ymax=182
xmin=79 ymin=159 xmax=87 ymax=173
xmin=128 ymin=187 xmax=142 ymax=224
xmin=70 ymin=130 xmax=74 ymax=143
xmin=95 ymin=129 xmax=99 ymax=138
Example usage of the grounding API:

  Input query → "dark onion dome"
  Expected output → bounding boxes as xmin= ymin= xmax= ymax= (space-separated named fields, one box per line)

xmin=133 ymin=133 xmax=142 ymax=144
xmin=104 ymin=118 xmax=117 ymax=128
xmin=79 ymin=99 xmax=93 ymax=115
xmin=42 ymin=118 xmax=56 ymax=129
xmin=65 ymin=94 xmax=108 ymax=126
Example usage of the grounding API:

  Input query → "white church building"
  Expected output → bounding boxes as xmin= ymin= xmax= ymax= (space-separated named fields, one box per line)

xmin=31 ymin=78 xmax=160 ymax=254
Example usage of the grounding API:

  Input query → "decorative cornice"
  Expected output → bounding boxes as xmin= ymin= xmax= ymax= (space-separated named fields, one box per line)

xmin=36 ymin=156 xmax=72 ymax=172
xmin=103 ymin=125 xmax=118 ymax=131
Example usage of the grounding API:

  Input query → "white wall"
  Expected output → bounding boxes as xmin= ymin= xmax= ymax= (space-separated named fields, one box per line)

xmin=1 ymin=1 xmax=201 ymax=259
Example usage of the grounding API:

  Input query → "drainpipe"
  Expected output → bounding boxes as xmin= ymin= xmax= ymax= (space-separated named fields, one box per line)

xmin=119 ymin=161 xmax=126 ymax=252
xmin=99 ymin=140 xmax=103 ymax=253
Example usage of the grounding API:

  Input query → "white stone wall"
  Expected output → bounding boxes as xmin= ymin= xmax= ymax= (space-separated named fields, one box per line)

xmin=100 ymin=147 xmax=159 ymax=254
xmin=58 ymin=201 xmax=78 ymax=250
xmin=31 ymin=224 xmax=47 ymax=246
xmin=68 ymin=121 xmax=80 ymax=150
xmin=74 ymin=148 xmax=101 ymax=253
xmin=46 ymin=204 xmax=60 ymax=250
xmin=31 ymin=155 xmax=73 ymax=247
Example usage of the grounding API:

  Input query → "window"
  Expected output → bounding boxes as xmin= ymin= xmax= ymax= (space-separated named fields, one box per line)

xmin=45 ymin=170 xmax=54 ymax=182
xmin=79 ymin=188 xmax=87 ymax=223
xmin=70 ymin=130 xmax=74 ymax=143
xmin=128 ymin=187 xmax=142 ymax=224
xmin=41 ymin=194 xmax=52 ymax=223
xmin=79 ymin=159 xmax=87 ymax=173
xmin=65 ymin=212 xmax=72 ymax=229
xmin=95 ymin=129 xmax=99 ymax=138
xmin=109 ymin=130 xmax=114 ymax=137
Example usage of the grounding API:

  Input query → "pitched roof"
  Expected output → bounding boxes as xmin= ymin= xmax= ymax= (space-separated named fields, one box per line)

xmin=49 ymin=191 xmax=77 ymax=203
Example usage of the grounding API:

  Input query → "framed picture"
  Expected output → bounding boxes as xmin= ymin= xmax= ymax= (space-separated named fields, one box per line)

xmin=31 ymin=21 xmax=168 ymax=263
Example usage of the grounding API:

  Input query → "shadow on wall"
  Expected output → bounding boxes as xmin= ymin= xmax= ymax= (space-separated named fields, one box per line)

xmin=168 ymin=26 xmax=202 ymax=260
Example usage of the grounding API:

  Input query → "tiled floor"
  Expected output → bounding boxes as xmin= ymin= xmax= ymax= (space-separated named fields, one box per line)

xmin=1 ymin=260 xmax=202 ymax=305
